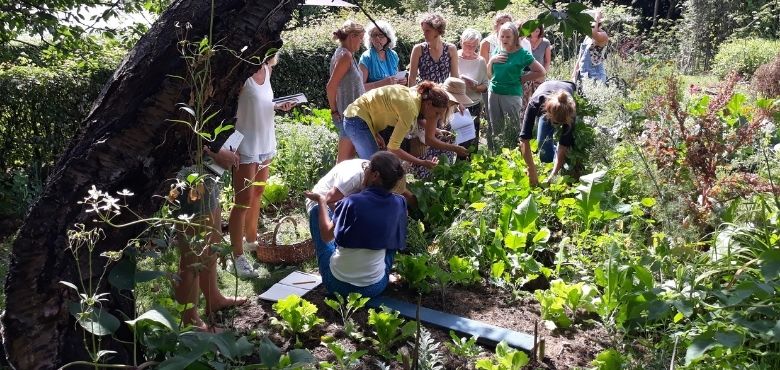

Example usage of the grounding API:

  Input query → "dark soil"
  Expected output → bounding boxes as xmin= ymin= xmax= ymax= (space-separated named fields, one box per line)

xmin=228 ymin=276 xmax=611 ymax=369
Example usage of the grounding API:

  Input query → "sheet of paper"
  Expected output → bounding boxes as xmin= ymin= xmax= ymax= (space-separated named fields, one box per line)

xmin=278 ymin=271 xmax=322 ymax=291
xmin=205 ymin=130 xmax=244 ymax=175
xmin=450 ymin=110 xmax=476 ymax=144
xmin=258 ymin=283 xmax=310 ymax=302
xmin=272 ymin=93 xmax=307 ymax=105
xmin=394 ymin=71 xmax=408 ymax=80
xmin=258 ymin=270 xmax=323 ymax=302
xmin=460 ymin=75 xmax=477 ymax=85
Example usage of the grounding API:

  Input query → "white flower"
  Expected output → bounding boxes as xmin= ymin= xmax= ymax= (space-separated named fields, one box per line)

xmin=117 ymin=189 xmax=134 ymax=196
xmin=177 ymin=214 xmax=195 ymax=223
xmin=86 ymin=185 xmax=103 ymax=201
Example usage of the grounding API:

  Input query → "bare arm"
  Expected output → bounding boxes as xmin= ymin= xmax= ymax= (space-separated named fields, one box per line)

xmin=479 ymin=40 xmax=492 ymax=72
xmin=543 ymin=45 xmax=552 ymax=71
xmin=388 ymin=147 xmax=437 ymax=169
xmin=591 ymin=12 xmax=609 ymax=45
xmin=408 ymin=44 xmax=422 ymax=87
xmin=323 ymin=187 xmax=346 ymax=209
xmin=423 ymin=116 xmax=467 ymax=157
xmin=303 ymin=192 xmax=336 ymax=242
xmin=448 ymin=44 xmax=459 ymax=78
xmin=326 ymin=52 xmax=352 ymax=114
xmin=550 ymin=145 xmax=569 ymax=179
xmin=519 ymin=139 xmax=539 ymax=186
xmin=360 ymin=63 xmax=395 ymax=91
xmin=521 ymin=60 xmax=545 ymax=83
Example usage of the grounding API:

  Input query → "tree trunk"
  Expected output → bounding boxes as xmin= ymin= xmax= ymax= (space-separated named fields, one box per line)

xmin=1 ymin=0 xmax=300 ymax=368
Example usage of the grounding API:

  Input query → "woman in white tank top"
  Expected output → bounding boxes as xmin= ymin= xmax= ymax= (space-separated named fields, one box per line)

xmin=228 ymin=55 xmax=295 ymax=279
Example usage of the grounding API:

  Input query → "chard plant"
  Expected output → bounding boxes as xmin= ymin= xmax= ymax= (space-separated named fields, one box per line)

xmin=535 ymin=279 xmax=599 ymax=330
xmin=319 ymin=340 xmax=367 ymax=370
xmin=444 ymin=331 xmax=481 ymax=359
xmin=324 ymin=292 xmax=369 ymax=338
xmin=271 ymin=295 xmax=324 ymax=346
xmin=474 ymin=341 xmax=529 ymax=370
xmin=367 ymin=306 xmax=417 ymax=359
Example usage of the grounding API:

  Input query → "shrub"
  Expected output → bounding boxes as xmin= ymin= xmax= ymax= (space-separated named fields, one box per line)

xmin=751 ymin=53 xmax=780 ymax=98
xmin=271 ymin=120 xmax=338 ymax=194
xmin=711 ymin=38 xmax=780 ymax=78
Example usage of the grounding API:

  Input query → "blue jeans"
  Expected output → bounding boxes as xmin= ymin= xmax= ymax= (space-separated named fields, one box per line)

xmin=343 ymin=116 xmax=379 ymax=159
xmin=308 ymin=205 xmax=395 ymax=297
xmin=537 ymin=116 xmax=556 ymax=163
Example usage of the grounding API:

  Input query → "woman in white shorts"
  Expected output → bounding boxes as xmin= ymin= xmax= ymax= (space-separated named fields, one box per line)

xmin=228 ymin=54 xmax=294 ymax=279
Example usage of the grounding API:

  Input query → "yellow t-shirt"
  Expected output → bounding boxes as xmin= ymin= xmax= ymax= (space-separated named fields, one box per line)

xmin=343 ymin=85 xmax=421 ymax=150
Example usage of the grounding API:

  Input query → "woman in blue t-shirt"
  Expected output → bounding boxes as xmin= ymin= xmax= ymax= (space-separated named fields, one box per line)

xmin=359 ymin=20 xmax=407 ymax=91
xmin=304 ymin=151 xmax=407 ymax=297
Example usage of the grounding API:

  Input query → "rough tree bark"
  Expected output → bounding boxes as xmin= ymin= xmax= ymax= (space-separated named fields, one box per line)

xmin=1 ymin=0 xmax=301 ymax=368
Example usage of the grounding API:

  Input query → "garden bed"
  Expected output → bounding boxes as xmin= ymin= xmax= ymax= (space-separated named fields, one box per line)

xmin=228 ymin=277 xmax=609 ymax=369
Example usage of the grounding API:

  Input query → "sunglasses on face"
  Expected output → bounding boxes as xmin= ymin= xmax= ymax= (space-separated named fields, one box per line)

xmin=370 ymin=33 xmax=386 ymax=39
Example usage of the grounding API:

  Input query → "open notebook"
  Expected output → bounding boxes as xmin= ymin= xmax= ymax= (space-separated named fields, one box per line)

xmin=258 ymin=270 xmax=322 ymax=302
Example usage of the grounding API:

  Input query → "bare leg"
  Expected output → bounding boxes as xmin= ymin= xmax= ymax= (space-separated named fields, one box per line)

xmin=228 ymin=162 xmax=258 ymax=256
xmin=175 ymin=235 xmax=204 ymax=329
xmin=243 ymin=160 xmax=270 ymax=244
xmin=203 ymin=207 xmax=247 ymax=315
xmin=336 ymin=137 xmax=356 ymax=163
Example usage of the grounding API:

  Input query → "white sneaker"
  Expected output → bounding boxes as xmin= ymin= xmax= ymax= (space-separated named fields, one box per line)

xmin=230 ymin=254 xmax=259 ymax=279
xmin=243 ymin=240 xmax=259 ymax=253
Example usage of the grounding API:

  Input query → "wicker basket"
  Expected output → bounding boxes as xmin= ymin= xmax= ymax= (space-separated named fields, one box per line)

xmin=256 ymin=216 xmax=315 ymax=264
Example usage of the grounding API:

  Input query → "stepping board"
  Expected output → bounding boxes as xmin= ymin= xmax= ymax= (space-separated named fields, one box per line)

xmin=367 ymin=296 xmax=534 ymax=352
xmin=258 ymin=271 xmax=322 ymax=302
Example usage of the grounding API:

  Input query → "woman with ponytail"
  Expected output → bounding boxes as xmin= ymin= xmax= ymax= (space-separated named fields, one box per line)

xmin=304 ymin=151 xmax=407 ymax=297
xmin=342 ymin=81 xmax=458 ymax=169
xmin=518 ymin=80 xmax=577 ymax=186
xmin=327 ymin=20 xmax=366 ymax=163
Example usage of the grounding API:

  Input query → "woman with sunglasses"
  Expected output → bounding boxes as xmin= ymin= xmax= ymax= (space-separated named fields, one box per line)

xmin=359 ymin=20 xmax=407 ymax=91
xmin=518 ymin=80 xmax=577 ymax=187
xmin=304 ymin=151 xmax=407 ymax=297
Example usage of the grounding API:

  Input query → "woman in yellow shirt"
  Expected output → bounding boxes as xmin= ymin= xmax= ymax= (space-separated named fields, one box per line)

xmin=342 ymin=81 xmax=452 ymax=170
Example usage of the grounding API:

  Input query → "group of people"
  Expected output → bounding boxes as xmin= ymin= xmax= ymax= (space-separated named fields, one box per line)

xmin=172 ymin=9 xmax=611 ymax=329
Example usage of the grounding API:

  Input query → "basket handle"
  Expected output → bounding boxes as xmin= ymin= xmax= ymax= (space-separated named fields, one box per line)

xmin=271 ymin=216 xmax=301 ymax=248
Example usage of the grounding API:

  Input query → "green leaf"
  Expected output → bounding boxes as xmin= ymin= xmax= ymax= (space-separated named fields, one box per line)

xmin=470 ymin=202 xmax=487 ymax=211
xmin=59 ymin=281 xmax=80 ymax=292
xmin=259 ymin=337 xmax=282 ymax=368
xmin=287 ymin=348 xmax=316 ymax=365
xmin=69 ymin=303 xmax=120 ymax=336
xmin=640 ymin=197 xmax=657 ymax=207
xmin=492 ymin=0 xmax=511 ymax=11
xmin=533 ymin=227 xmax=551 ymax=244
xmin=126 ymin=307 xmax=179 ymax=334
xmin=685 ymin=333 xmax=718 ymax=364
xmin=504 ymin=231 xmax=527 ymax=251
xmin=157 ymin=342 xmax=210 ymax=370
xmin=108 ymin=257 xmax=135 ymax=290
xmin=490 ymin=261 xmax=506 ymax=280
xmin=713 ymin=331 xmax=743 ymax=348
xmin=759 ymin=249 xmax=780 ymax=281
xmin=590 ymin=349 xmax=624 ymax=370
xmin=135 ymin=270 xmax=167 ymax=283
xmin=512 ymin=194 xmax=538 ymax=232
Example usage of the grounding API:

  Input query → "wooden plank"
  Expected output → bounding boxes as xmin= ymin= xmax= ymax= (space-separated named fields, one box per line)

xmin=367 ymin=296 xmax=535 ymax=352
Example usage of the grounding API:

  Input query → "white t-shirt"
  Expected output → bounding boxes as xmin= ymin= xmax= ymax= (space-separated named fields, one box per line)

xmin=330 ymin=247 xmax=386 ymax=286
xmin=236 ymin=64 xmax=276 ymax=157
xmin=457 ymin=54 xmax=488 ymax=106
xmin=305 ymin=159 xmax=367 ymax=213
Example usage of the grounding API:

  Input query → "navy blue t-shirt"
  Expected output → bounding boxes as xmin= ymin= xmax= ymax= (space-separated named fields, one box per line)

xmin=333 ymin=187 xmax=407 ymax=251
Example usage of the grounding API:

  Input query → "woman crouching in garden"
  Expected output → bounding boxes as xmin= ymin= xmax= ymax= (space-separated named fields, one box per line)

xmin=518 ymin=80 xmax=577 ymax=187
xmin=304 ymin=152 xmax=407 ymax=297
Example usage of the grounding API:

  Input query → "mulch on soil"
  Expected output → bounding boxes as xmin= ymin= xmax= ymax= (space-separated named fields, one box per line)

xmin=228 ymin=277 xmax=610 ymax=369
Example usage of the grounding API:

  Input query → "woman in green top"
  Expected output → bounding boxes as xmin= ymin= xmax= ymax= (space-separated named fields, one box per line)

xmin=342 ymin=81 xmax=452 ymax=170
xmin=486 ymin=22 xmax=545 ymax=152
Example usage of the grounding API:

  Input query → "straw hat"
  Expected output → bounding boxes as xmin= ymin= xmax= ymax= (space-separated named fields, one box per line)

xmin=440 ymin=77 xmax=474 ymax=106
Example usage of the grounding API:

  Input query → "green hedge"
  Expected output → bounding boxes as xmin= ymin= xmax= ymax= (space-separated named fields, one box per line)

xmin=711 ymin=38 xmax=780 ymax=78
xmin=0 ymin=60 xmax=116 ymax=220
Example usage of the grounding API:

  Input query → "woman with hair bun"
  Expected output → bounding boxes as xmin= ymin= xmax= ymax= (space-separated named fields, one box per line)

xmin=518 ymin=80 xmax=577 ymax=186
xmin=342 ymin=81 xmax=457 ymax=169
xmin=408 ymin=12 xmax=459 ymax=85
xmin=304 ymin=151 xmax=408 ymax=297
xmin=327 ymin=20 xmax=366 ymax=162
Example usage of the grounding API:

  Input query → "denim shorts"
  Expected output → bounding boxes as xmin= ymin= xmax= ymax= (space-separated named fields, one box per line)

xmin=239 ymin=150 xmax=276 ymax=165
xmin=333 ymin=115 xmax=348 ymax=139
xmin=343 ymin=115 xmax=380 ymax=160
